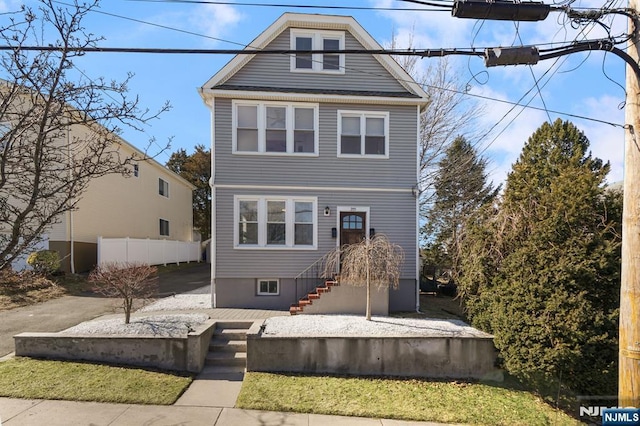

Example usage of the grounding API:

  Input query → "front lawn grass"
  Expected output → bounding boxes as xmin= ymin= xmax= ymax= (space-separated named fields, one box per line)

xmin=0 ymin=357 xmax=192 ymax=405
xmin=237 ymin=372 xmax=580 ymax=425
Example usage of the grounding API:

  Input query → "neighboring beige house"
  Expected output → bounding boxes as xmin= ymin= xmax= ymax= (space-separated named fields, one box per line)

xmin=47 ymin=133 xmax=195 ymax=273
xmin=1 ymin=83 xmax=196 ymax=273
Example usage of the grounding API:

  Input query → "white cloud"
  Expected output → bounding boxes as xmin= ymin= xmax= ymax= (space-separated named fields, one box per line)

xmin=188 ymin=4 xmax=243 ymax=45
xmin=469 ymin=84 xmax=548 ymax=184
xmin=575 ymin=95 xmax=625 ymax=183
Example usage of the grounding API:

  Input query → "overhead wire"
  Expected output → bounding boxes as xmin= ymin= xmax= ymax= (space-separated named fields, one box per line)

xmin=125 ymin=0 xmax=453 ymax=12
xmin=468 ymin=0 xmax=629 ymax=156
xmin=36 ymin=0 xmax=631 ymax=145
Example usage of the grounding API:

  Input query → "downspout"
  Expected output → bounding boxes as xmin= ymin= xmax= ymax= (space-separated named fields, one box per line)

xmin=205 ymin=92 xmax=217 ymax=309
xmin=415 ymin=104 xmax=421 ymax=313
xmin=67 ymin=124 xmax=75 ymax=274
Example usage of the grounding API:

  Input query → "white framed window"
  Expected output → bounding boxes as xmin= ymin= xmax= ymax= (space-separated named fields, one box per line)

xmin=235 ymin=196 xmax=317 ymax=249
xmin=337 ymin=111 xmax=389 ymax=158
xmin=290 ymin=29 xmax=345 ymax=74
xmin=233 ymin=101 xmax=318 ymax=155
xmin=257 ymin=279 xmax=280 ymax=296
xmin=159 ymin=178 xmax=169 ymax=197
xmin=159 ymin=219 xmax=170 ymax=236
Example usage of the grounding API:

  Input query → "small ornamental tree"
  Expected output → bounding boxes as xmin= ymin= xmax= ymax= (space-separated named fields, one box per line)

xmin=89 ymin=262 xmax=158 ymax=324
xmin=326 ymin=235 xmax=404 ymax=320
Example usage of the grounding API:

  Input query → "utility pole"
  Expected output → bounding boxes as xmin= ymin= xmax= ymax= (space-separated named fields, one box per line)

xmin=620 ymin=0 xmax=640 ymax=408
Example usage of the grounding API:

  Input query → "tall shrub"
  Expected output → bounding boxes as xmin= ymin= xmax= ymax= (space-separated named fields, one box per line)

xmin=458 ymin=119 xmax=621 ymax=396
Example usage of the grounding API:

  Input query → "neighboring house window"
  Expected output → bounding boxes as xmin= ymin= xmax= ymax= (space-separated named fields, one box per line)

xmin=159 ymin=178 xmax=169 ymax=197
xmin=233 ymin=101 xmax=318 ymax=155
xmin=338 ymin=111 xmax=389 ymax=158
xmin=159 ymin=219 xmax=170 ymax=236
xmin=235 ymin=196 xmax=317 ymax=249
xmin=0 ymin=122 xmax=10 ymax=151
xmin=133 ymin=164 xmax=139 ymax=177
xmin=290 ymin=29 xmax=345 ymax=73
xmin=257 ymin=279 xmax=279 ymax=296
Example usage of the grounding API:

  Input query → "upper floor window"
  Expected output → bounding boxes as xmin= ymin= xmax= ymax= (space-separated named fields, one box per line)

xmin=233 ymin=101 xmax=318 ymax=155
xmin=337 ymin=111 xmax=389 ymax=159
xmin=290 ymin=29 xmax=345 ymax=74
xmin=235 ymin=196 xmax=317 ymax=249
xmin=159 ymin=178 xmax=169 ymax=197
xmin=133 ymin=164 xmax=139 ymax=178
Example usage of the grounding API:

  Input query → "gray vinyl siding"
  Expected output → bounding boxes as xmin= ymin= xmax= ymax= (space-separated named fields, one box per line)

xmin=222 ymin=29 xmax=410 ymax=94
xmin=213 ymin=99 xmax=417 ymax=188
xmin=215 ymin=188 xmax=416 ymax=280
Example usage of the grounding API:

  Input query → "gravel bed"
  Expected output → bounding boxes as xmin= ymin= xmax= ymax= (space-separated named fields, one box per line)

xmin=138 ymin=294 xmax=211 ymax=312
xmin=262 ymin=315 xmax=491 ymax=337
xmin=61 ymin=313 xmax=209 ymax=337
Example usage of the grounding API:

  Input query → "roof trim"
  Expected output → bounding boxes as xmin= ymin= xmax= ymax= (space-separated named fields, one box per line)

xmin=200 ymin=13 xmax=429 ymax=101
xmin=200 ymin=89 xmax=427 ymax=107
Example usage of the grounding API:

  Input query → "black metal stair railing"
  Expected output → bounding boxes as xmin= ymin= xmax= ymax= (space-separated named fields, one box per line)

xmin=293 ymin=249 xmax=338 ymax=303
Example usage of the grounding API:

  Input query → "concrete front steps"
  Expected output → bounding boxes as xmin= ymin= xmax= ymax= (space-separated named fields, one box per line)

xmin=205 ymin=321 xmax=253 ymax=369
xmin=290 ymin=279 xmax=339 ymax=315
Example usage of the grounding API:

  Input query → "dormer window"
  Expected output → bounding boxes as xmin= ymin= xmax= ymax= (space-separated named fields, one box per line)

xmin=290 ymin=29 xmax=345 ymax=74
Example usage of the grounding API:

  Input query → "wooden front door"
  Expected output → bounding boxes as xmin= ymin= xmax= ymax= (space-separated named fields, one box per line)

xmin=340 ymin=212 xmax=367 ymax=246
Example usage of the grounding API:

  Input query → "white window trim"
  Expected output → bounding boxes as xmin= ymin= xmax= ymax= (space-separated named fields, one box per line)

xmin=337 ymin=110 xmax=390 ymax=159
xmin=257 ymin=278 xmax=280 ymax=296
xmin=234 ymin=195 xmax=318 ymax=250
xmin=232 ymin=100 xmax=319 ymax=156
xmin=290 ymin=29 xmax=345 ymax=74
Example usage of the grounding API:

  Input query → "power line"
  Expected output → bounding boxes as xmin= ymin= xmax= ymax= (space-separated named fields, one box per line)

xmin=1 ymin=43 xmax=624 ymax=127
xmin=126 ymin=0 xmax=453 ymax=11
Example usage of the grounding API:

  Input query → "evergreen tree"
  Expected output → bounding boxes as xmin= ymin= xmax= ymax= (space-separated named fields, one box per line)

xmin=167 ymin=145 xmax=212 ymax=240
xmin=424 ymin=136 xmax=497 ymax=278
xmin=458 ymin=119 xmax=621 ymax=396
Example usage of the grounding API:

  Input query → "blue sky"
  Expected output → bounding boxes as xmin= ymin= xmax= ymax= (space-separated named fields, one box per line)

xmin=1 ymin=0 xmax=628 ymax=185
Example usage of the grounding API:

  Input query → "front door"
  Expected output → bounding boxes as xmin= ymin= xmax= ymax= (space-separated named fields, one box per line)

xmin=340 ymin=212 xmax=367 ymax=247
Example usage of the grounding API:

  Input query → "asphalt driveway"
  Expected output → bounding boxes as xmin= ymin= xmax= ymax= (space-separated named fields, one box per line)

xmin=0 ymin=262 xmax=211 ymax=357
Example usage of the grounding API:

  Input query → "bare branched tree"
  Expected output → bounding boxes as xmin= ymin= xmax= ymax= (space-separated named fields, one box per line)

xmin=389 ymin=32 xmax=485 ymax=212
xmin=325 ymin=235 xmax=404 ymax=320
xmin=0 ymin=0 xmax=171 ymax=270
xmin=89 ymin=262 xmax=159 ymax=324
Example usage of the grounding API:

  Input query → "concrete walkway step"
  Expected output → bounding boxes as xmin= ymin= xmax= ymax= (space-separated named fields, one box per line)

xmin=214 ymin=329 xmax=248 ymax=341
xmin=205 ymin=351 xmax=247 ymax=367
xmin=210 ymin=339 xmax=247 ymax=352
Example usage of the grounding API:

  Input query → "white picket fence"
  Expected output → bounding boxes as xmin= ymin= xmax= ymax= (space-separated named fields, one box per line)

xmin=97 ymin=236 xmax=200 ymax=266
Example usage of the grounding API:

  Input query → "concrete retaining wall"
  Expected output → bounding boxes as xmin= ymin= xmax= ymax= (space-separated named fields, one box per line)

xmin=14 ymin=319 xmax=217 ymax=373
xmin=246 ymin=322 xmax=497 ymax=379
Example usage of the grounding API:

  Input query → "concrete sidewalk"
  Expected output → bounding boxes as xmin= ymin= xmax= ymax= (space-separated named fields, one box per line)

xmin=0 ymin=397 xmax=449 ymax=425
